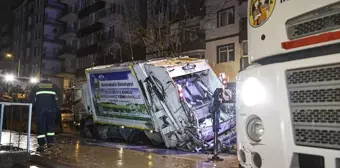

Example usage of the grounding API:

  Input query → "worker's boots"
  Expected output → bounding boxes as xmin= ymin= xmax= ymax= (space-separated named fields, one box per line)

xmin=36 ymin=146 xmax=45 ymax=153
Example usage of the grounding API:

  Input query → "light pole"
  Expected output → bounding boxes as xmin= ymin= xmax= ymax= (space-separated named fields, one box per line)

xmin=5 ymin=53 xmax=21 ymax=77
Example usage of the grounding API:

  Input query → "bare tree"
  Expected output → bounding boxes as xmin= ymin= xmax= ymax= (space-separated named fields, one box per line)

xmin=107 ymin=0 xmax=243 ymax=60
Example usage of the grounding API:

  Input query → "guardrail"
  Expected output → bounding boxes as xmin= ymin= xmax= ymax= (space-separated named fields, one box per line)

xmin=0 ymin=102 xmax=33 ymax=153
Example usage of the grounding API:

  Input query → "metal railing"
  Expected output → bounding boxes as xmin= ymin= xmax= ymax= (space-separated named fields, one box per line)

xmin=0 ymin=102 xmax=33 ymax=153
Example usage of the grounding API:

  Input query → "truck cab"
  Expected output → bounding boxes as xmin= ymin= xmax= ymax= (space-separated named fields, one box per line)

xmin=237 ymin=1 xmax=340 ymax=168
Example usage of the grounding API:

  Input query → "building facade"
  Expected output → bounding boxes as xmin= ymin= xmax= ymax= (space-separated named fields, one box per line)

xmin=144 ymin=0 xmax=248 ymax=82
xmin=0 ymin=24 xmax=16 ymax=74
xmin=11 ymin=0 xmax=248 ymax=90
xmin=145 ymin=0 xmax=206 ymax=59
xmin=56 ymin=0 xmax=78 ymax=89
xmin=73 ymin=0 xmax=146 ymax=83
xmin=204 ymin=0 xmax=248 ymax=82
xmin=12 ymin=0 xmax=67 ymax=89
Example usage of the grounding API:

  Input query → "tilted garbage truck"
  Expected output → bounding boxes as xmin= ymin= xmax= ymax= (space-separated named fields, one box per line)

xmin=77 ymin=57 xmax=236 ymax=152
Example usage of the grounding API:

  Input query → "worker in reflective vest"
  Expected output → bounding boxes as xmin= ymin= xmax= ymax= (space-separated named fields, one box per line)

xmin=30 ymin=78 xmax=61 ymax=152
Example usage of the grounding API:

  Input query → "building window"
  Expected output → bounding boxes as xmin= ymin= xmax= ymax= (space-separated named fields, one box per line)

xmin=27 ymin=32 xmax=31 ymax=41
xmin=28 ymin=17 xmax=32 ymax=26
xmin=35 ymin=30 xmax=39 ymax=39
xmin=217 ymin=43 xmax=235 ymax=63
xmin=39 ymin=13 xmax=43 ymax=22
xmin=35 ymin=15 xmax=39 ymax=23
xmin=240 ymin=56 xmax=249 ymax=71
xmin=110 ymin=3 xmax=116 ymax=14
xmin=242 ymin=41 xmax=248 ymax=56
xmin=217 ymin=7 xmax=235 ymax=27
xmin=183 ymin=26 xmax=200 ymax=42
xmin=37 ymin=29 xmax=41 ymax=39
xmin=71 ymin=59 xmax=76 ymax=68
xmin=33 ymin=47 xmax=37 ymax=56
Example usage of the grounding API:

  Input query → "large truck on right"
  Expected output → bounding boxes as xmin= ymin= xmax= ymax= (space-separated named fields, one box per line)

xmin=237 ymin=0 xmax=340 ymax=168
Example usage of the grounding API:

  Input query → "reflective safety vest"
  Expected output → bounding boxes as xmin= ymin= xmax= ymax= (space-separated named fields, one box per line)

xmin=30 ymin=80 xmax=61 ymax=110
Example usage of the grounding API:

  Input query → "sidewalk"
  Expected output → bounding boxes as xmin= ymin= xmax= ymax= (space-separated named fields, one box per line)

xmin=38 ymin=134 xmax=239 ymax=168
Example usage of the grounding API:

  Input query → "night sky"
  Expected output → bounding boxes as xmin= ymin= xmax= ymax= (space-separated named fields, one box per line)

xmin=0 ymin=0 xmax=23 ymax=24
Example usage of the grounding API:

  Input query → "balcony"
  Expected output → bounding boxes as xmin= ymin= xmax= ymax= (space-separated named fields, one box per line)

xmin=181 ymin=38 xmax=206 ymax=52
xmin=77 ymin=22 xmax=104 ymax=37
xmin=59 ymin=27 xmax=77 ymax=40
xmin=239 ymin=17 xmax=248 ymax=43
xmin=56 ymin=67 xmax=76 ymax=78
xmin=44 ymin=17 xmax=64 ymax=26
xmin=77 ymin=44 xmax=99 ymax=58
xmin=59 ymin=0 xmax=78 ymax=5
xmin=78 ymin=0 xmax=106 ymax=20
xmin=60 ymin=6 xmax=78 ymax=24
xmin=43 ymin=34 xmax=66 ymax=45
xmin=45 ymin=0 xmax=66 ymax=10
xmin=180 ymin=31 xmax=206 ymax=53
xmin=57 ymin=46 xmax=76 ymax=59
xmin=43 ymin=52 xmax=64 ymax=61
xmin=25 ymin=23 xmax=34 ymax=30
xmin=95 ymin=7 xmax=117 ymax=23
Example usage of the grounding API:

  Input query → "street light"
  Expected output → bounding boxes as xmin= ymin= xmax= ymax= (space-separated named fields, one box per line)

xmin=6 ymin=53 xmax=12 ymax=58
xmin=4 ymin=74 xmax=15 ymax=82
xmin=4 ymin=53 xmax=20 ymax=77
xmin=30 ymin=77 xmax=38 ymax=84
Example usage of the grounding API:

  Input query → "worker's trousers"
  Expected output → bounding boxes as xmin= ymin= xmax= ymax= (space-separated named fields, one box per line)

xmin=36 ymin=108 xmax=57 ymax=146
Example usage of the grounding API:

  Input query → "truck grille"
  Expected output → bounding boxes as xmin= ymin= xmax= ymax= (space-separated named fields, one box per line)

xmin=286 ymin=1 xmax=340 ymax=40
xmin=286 ymin=63 xmax=340 ymax=150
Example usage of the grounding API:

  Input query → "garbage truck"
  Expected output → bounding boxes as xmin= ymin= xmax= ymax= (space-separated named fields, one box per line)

xmin=78 ymin=57 xmax=236 ymax=152
xmin=237 ymin=0 xmax=340 ymax=167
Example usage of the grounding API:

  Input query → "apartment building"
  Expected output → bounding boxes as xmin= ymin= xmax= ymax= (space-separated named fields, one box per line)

xmin=11 ymin=0 xmax=247 ymax=88
xmin=204 ymin=0 xmax=248 ymax=82
xmin=74 ymin=0 xmax=146 ymax=82
xmin=144 ymin=0 xmax=248 ymax=83
xmin=12 ymin=0 xmax=67 ymax=89
xmin=0 ymin=24 xmax=16 ymax=73
xmin=0 ymin=0 xmax=25 ymax=74
xmin=56 ymin=0 xmax=78 ymax=89
xmin=145 ymin=0 xmax=206 ymax=59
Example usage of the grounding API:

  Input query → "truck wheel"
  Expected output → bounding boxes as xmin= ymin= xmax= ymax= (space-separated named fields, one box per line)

xmin=80 ymin=117 xmax=95 ymax=139
xmin=119 ymin=128 xmax=133 ymax=142
xmin=96 ymin=125 xmax=109 ymax=140
xmin=130 ymin=131 xmax=152 ymax=145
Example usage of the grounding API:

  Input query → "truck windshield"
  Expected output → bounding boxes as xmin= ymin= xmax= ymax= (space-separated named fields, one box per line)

xmin=173 ymin=69 xmax=214 ymax=108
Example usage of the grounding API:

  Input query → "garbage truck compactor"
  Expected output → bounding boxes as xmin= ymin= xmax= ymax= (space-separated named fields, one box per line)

xmin=79 ymin=57 xmax=236 ymax=152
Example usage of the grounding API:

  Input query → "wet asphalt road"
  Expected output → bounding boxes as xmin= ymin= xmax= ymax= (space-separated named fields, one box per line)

xmin=1 ymin=131 xmax=238 ymax=168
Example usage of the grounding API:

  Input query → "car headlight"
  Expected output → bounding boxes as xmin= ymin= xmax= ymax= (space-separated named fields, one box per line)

xmin=240 ymin=77 xmax=265 ymax=107
xmin=246 ymin=116 xmax=264 ymax=142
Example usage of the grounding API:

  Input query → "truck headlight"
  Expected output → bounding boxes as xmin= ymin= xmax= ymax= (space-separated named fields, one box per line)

xmin=246 ymin=116 xmax=264 ymax=142
xmin=240 ymin=77 xmax=265 ymax=107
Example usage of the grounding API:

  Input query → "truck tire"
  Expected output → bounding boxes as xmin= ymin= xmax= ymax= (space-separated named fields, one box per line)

xmin=96 ymin=125 xmax=109 ymax=140
xmin=119 ymin=128 xmax=133 ymax=142
xmin=144 ymin=131 xmax=164 ymax=147
xmin=80 ymin=117 xmax=95 ymax=139
xmin=129 ymin=131 xmax=152 ymax=145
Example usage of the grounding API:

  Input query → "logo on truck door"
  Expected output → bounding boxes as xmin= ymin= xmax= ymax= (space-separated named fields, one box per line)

xmin=249 ymin=0 xmax=276 ymax=28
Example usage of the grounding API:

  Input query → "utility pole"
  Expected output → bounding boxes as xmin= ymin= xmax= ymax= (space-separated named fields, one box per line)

xmin=17 ymin=58 xmax=20 ymax=77
xmin=5 ymin=53 xmax=20 ymax=77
